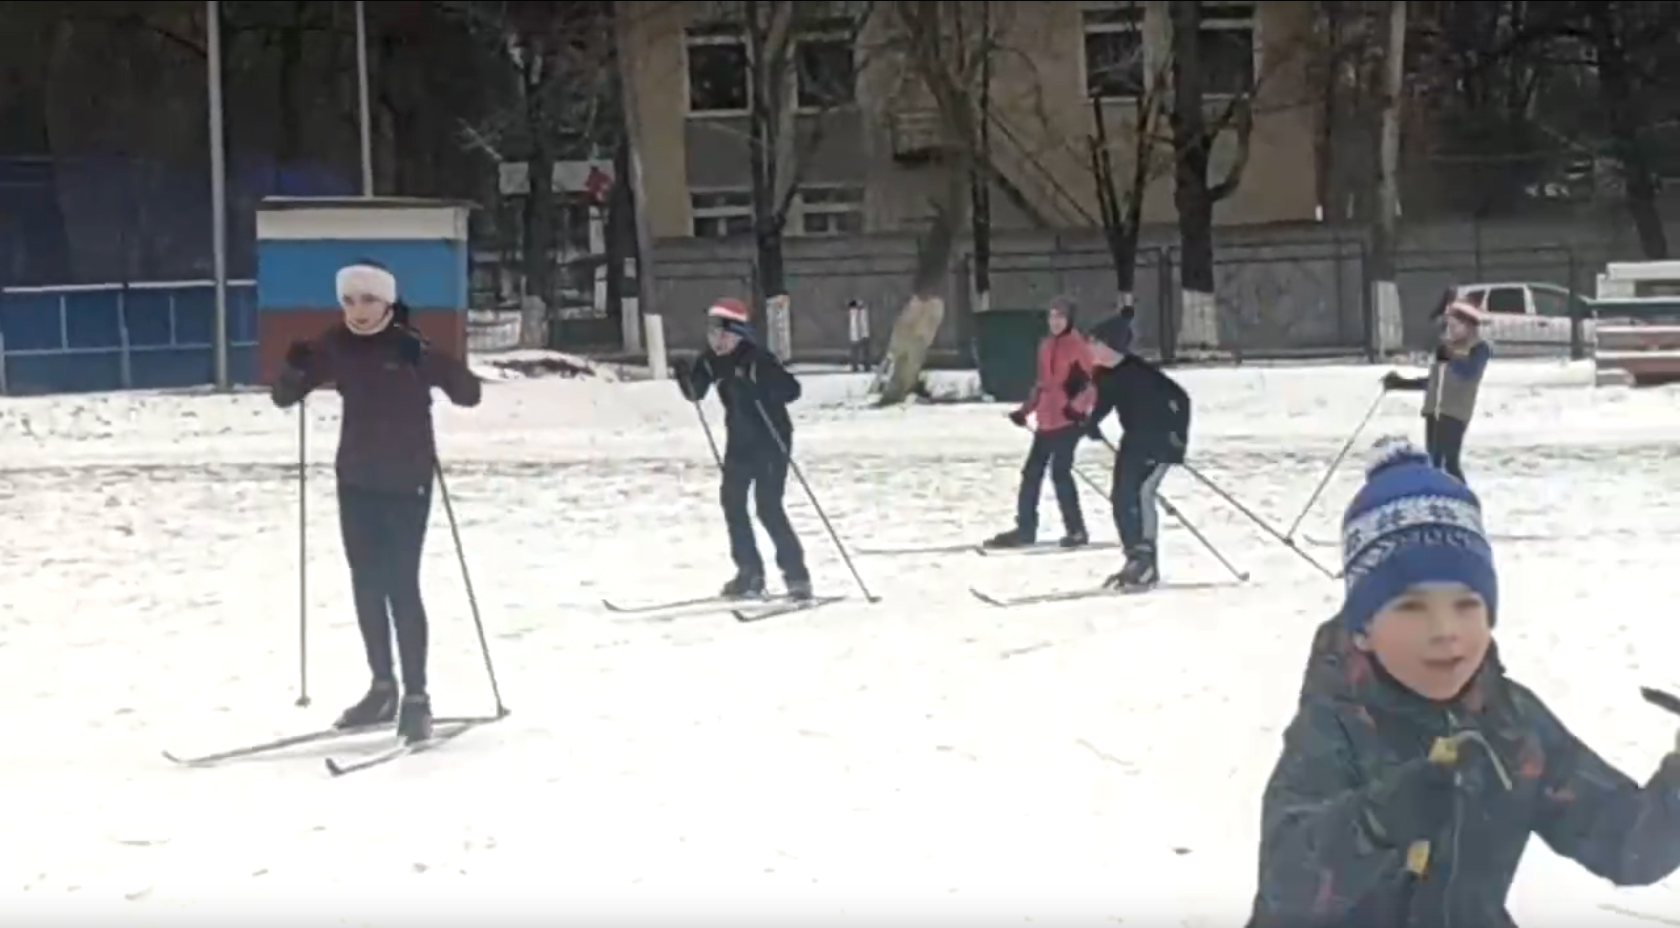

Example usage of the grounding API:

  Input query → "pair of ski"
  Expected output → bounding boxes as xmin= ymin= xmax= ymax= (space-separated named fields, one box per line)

xmin=860 ymin=540 xmax=1124 ymax=559
xmin=163 ymin=710 xmax=508 ymax=777
xmin=603 ymin=591 xmax=845 ymax=623
xmin=968 ymin=579 xmax=1236 ymax=608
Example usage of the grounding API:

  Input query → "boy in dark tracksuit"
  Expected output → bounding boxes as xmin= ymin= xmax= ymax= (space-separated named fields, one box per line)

xmin=677 ymin=297 xmax=812 ymax=601
xmin=1251 ymin=442 xmax=1680 ymax=927
xmin=1081 ymin=313 xmax=1191 ymax=590
xmin=1382 ymin=300 xmax=1491 ymax=484
xmin=271 ymin=260 xmax=482 ymax=744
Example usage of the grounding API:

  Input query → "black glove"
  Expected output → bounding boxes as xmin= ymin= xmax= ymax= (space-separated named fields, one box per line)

xmin=1063 ymin=405 xmax=1086 ymax=425
xmin=1435 ymin=344 xmax=1453 ymax=362
xmin=395 ymin=328 xmax=426 ymax=366
xmin=1381 ymin=370 xmax=1406 ymax=391
xmin=285 ymin=340 xmax=313 ymax=372
xmin=1362 ymin=734 xmax=1484 ymax=851
xmin=1007 ymin=409 xmax=1028 ymax=428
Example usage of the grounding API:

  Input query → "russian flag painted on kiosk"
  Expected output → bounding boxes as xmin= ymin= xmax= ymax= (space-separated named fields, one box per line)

xmin=255 ymin=196 xmax=475 ymax=383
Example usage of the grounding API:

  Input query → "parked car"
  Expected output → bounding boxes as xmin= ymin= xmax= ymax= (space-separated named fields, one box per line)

xmin=1436 ymin=282 xmax=1596 ymax=358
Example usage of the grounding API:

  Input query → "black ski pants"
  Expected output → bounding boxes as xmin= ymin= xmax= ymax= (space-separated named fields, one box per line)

xmin=1424 ymin=414 xmax=1469 ymax=484
xmin=1015 ymin=426 xmax=1085 ymax=538
xmin=338 ymin=482 xmax=432 ymax=695
xmin=720 ymin=440 xmax=807 ymax=581
xmin=1113 ymin=449 xmax=1172 ymax=557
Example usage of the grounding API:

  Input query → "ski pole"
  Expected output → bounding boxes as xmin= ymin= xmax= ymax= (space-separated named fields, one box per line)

xmin=753 ymin=400 xmax=880 ymax=603
xmin=1178 ymin=461 xmax=1341 ymax=580
xmin=1071 ymin=465 xmax=1249 ymax=583
xmin=678 ymin=361 xmax=724 ymax=468
xmin=1283 ymin=386 xmax=1387 ymax=540
xmin=435 ymin=457 xmax=508 ymax=718
xmin=295 ymin=399 xmax=310 ymax=708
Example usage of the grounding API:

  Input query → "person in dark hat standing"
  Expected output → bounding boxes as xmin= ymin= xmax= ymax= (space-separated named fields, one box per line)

xmin=270 ymin=259 xmax=482 ymax=745
xmin=1083 ymin=313 xmax=1190 ymax=591
xmin=674 ymin=297 xmax=812 ymax=601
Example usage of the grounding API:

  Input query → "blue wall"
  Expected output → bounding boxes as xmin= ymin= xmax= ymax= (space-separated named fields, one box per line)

xmin=0 ymin=283 xmax=258 ymax=395
xmin=257 ymin=239 xmax=468 ymax=311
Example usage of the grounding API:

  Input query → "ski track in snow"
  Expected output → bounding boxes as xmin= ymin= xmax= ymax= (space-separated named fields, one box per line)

xmin=2 ymin=362 xmax=1680 ymax=923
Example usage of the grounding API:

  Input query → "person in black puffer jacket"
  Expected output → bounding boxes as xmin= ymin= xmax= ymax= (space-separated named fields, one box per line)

xmin=673 ymin=297 xmax=811 ymax=602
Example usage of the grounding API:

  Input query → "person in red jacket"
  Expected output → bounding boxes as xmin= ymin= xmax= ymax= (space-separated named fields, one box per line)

xmin=984 ymin=296 xmax=1095 ymax=549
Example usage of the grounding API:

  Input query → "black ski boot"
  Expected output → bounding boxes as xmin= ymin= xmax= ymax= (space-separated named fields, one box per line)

xmin=1103 ymin=549 xmax=1159 ymax=592
xmin=982 ymin=527 xmax=1034 ymax=549
xmin=784 ymin=573 xmax=814 ymax=602
xmin=334 ymin=680 xmax=397 ymax=730
xmin=721 ymin=571 xmax=766 ymax=599
xmin=1059 ymin=530 xmax=1089 ymax=549
xmin=396 ymin=692 xmax=433 ymax=744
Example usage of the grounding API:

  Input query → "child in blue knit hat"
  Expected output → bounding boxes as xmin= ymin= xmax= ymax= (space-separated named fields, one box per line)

xmin=1248 ymin=438 xmax=1680 ymax=928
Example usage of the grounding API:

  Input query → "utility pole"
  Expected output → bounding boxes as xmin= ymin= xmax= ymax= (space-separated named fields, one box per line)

xmin=207 ymin=0 xmax=230 ymax=389
xmin=1370 ymin=0 xmax=1407 ymax=358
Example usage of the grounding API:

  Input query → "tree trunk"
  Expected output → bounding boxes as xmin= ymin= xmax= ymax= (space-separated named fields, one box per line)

xmin=520 ymin=51 xmax=555 ymax=349
xmin=746 ymin=0 xmax=788 ymax=323
xmin=967 ymin=5 xmax=993 ymax=362
xmin=1589 ymin=6 xmax=1669 ymax=260
xmin=1167 ymin=0 xmax=1217 ymax=356
xmin=1369 ymin=0 xmax=1407 ymax=357
xmin=876 ymin=163 xmax=966 ymax=406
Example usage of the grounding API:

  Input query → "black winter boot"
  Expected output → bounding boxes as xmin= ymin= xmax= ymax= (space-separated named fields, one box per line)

xmin=983 ymin=527 xmax=1034 ymax=549
xmin=784 ymin=574 xmax=814 ymax=602
xmin=1059 ymin=530 xmax=1089 ymax=549
xmin=721 ymin=571 xmax=766 ymax=599
xmin=396 ymin=692 xmax=433 ymax=744
xmin=335 ymin=680 xmax=397 ymax=730
xmin=1103 ymin=549 xmax=1159 ymax=592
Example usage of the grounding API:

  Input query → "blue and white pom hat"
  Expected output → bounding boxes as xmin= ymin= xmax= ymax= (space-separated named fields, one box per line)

xmin=1340 ymin=437 xmax=1498 ymax=633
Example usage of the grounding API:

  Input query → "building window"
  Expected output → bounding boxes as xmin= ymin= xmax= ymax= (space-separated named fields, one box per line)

xmin=1082 ymin=3 xmax=1145 ymax=99
xmin=686 ymin=26 xmax=750 ymax=115
xmin=691 ymin=189 xmax=754 ymax=239
xmin=796 ymin=34 xmax=856 ymax=109
xmin=796 ymin=185 xmax=864 ymax=235
xmin=1200 ymin=2 xmax=1256 ymax=97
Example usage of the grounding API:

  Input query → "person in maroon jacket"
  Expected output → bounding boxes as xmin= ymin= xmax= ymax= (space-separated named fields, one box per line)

xmin=271 ymin=259 xmax=482 ymax=745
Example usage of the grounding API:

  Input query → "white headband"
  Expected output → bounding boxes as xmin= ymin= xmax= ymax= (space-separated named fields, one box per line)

xmin=335 ymin=264 xmax=397 ymax=305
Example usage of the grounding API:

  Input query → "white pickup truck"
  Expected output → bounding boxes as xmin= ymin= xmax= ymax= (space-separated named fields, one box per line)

xmin=1439 ymin=282 xmax=1596 ymax=358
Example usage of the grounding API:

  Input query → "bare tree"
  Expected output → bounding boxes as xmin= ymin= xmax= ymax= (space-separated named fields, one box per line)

xmin=730 ymin=1 xmax=876 ymax=316
xmin=873 ymin=0 xmax=1001 ymax=407
xmin=1165 ymin=0 xmax=1257 ymax=355
xmin=447 ymin=0 xmax=618 ymax=347
xmin=1087 ymin=66 xmax=1173 ymax=312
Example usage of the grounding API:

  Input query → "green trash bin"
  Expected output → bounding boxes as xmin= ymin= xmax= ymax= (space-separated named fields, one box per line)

xmin=975 ymin=309 xmax=1046 ymax=403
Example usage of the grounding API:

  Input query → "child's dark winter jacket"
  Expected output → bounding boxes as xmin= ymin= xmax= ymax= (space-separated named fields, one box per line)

xmin=1249 ymin=618 xmax=1680 ymax=928
xmin=1087 ymin=355 xmax=1191 ymax=463
xmin=684 ymin=341 xmax=801 ymax=453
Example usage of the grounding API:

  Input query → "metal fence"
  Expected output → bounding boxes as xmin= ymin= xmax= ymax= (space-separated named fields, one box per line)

xmin=0 ymin=280 xmax=258 ymax=395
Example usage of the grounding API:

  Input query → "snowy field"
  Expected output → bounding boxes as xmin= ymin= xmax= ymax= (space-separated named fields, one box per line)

xmin=4 ymin=359 xmax=1680 ymax=925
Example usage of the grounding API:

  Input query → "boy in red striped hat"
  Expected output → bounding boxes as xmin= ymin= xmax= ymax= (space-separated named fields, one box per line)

xmin=674 ymin=297 xmax=812 ymax=601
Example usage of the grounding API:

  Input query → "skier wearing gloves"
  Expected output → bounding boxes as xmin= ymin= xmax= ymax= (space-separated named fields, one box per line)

xmin=673 ymin=298 xmax=812 ymax=602
xmin=1249 ymin=440 xmax=1680 ymax=928
xmin=984 ymin=295 xmax=1095 ymax=550
xmin=1381 ymin=300 xmax=1491 ymax=483
xmin=270 ymin=259 xmax=482 ymax=745
xmin=1082 ymin=313 xmax=1190 ymax=590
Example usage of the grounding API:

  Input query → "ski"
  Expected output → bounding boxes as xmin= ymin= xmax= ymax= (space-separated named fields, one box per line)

xmin=855 ymin=542 xmax=981 ymax=557
xmin=601 ymin=592 xmax=787 ymax=616
xmin=163 ymin=723 xmax=386 ymax=767
xmin=733 ymin=595 xmax=847 ymax=623
xmin=968 ymin=580 xmax=1234 ymax=608
xmin=977 ymin=540 xmax=1124 ymax=558
xmin=324 ymin=715 xmax=500 ymax=777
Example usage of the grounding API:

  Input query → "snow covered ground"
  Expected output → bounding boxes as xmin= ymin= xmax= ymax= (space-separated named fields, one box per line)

xmin=3 ymin=358 xmax=1680 ymax=925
